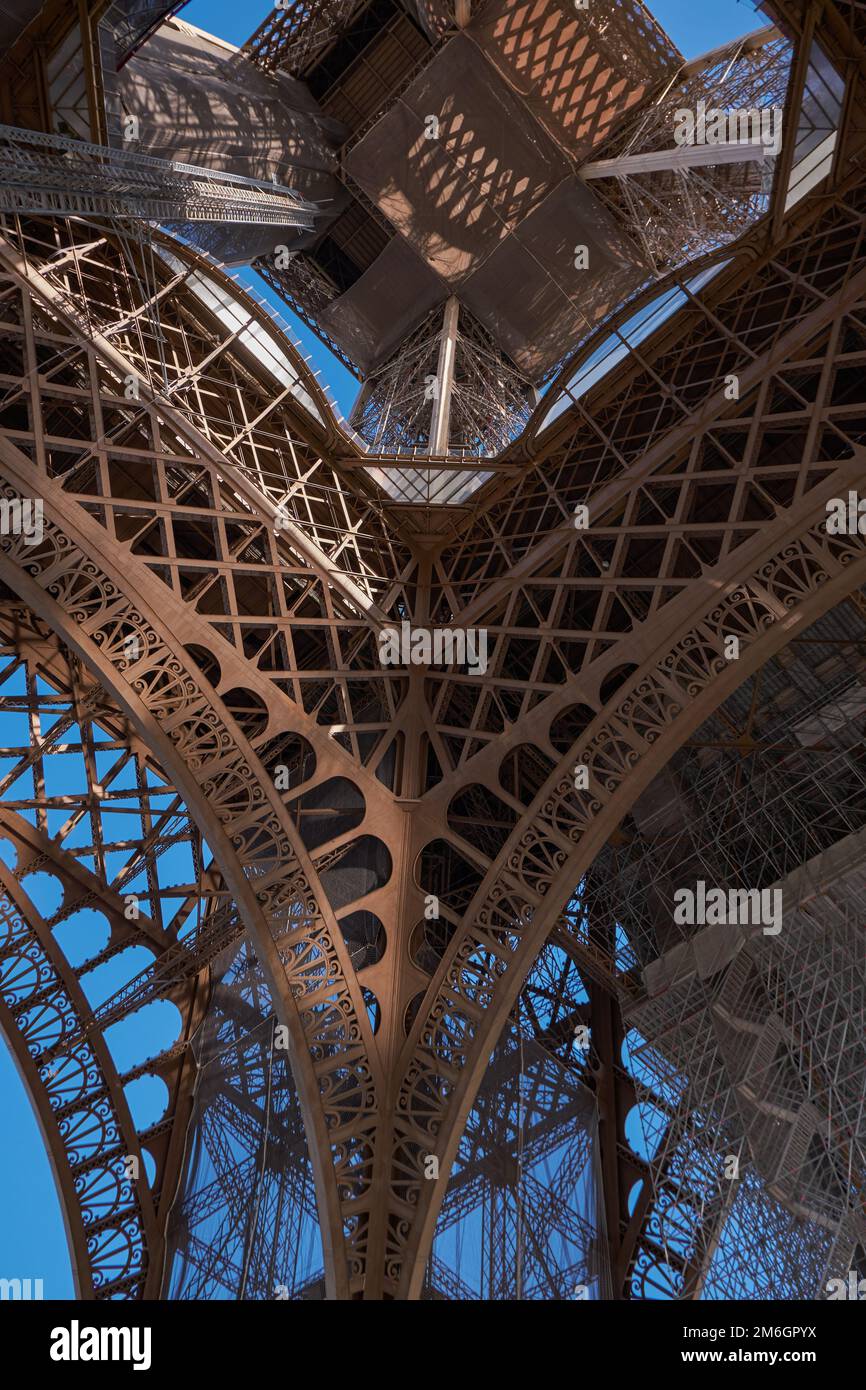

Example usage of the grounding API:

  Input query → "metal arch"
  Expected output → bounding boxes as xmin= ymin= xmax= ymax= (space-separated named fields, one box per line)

xmin=5 ymin=184 xmax=866 ymax=1289
xmin=439 ymin=217 xmax=866 ymax=614
xmin=0 ymin=230 xmax=390 ymax=627
xmin=0 ymin=862 xmax=154 ymax=1299
xmin=1 ymin=202 xmax=866 ymax=1289
xmin=0 ymin=206 xmax=408 ymax=1060
xmin=396 ymin=512 xmax=866 ymax=1293
xmin=0 ymin=829 xmax=208 ymax=1299
xmin=0 ymin=812 xmax=211 ymax=1285
xmin=0 ymin=458 xmax=384 ymax=1299
xmin=0 ymin=0 xmax=863 ymax=1302
xmin=0 ymin=614 xmax=219 ymax=1297
xmin=417 ymin=184 xmax=866 ymax=782
xmin=140 ymin=228 xmax=357 ymax=459
xmin=387 ymin=180 xmax=866 ymax=1288
xmin=0 ymin=222 xmax=406 ymax=803
xmin=515 ymin=245 xmax=745 ymax=460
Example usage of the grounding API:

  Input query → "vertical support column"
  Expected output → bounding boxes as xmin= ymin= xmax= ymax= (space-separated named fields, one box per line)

xmin=77 ymin=0 xmax=108 ymax=145
xmin=430 ymin=296 xmax=459 ymax=456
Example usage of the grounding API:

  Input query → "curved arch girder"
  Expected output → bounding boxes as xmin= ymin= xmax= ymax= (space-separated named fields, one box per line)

xmin=395 ymin=495 xmax=866 ymax=1292
xmin=0 ymin=463 xmax=382 ymax=1297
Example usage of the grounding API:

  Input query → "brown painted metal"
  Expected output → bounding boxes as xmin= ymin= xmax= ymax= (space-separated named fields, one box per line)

xmin=0 ymin=0 xmax=863 ymax=1300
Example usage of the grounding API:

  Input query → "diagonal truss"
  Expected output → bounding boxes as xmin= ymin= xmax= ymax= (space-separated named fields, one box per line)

xmin=0 ymin=0 xmax=865 ymax=1302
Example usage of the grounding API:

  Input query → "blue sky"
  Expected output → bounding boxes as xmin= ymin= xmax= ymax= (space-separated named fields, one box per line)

xmin=1 ymin=0 xmax=764 ymax=1301
xmin=0 ymin=1045 xmax=75 ymax=1296
xmin=649 ymin=0 xmax=765 ymax=58
xmin=178 ymin=0 xmax=766 ymax=57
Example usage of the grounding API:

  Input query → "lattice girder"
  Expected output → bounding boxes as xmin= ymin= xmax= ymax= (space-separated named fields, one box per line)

xmin=0 ymin=610 xmax=215 ymax=1296
xmin=0 ymin=0 xmax=865 ymax=1300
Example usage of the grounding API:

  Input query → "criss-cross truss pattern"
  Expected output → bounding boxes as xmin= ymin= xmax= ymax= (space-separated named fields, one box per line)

xmin=245 ymin=0 xmax=369 ymax=76
xmin=0 ymin=605 xmax=219 ymax=1296
xmin=584 ymin=30 xmax=794 ymax=274
xmin=1 ymin=0 xmax=866 ymax=1303
xmin=349 ymin=302 xmax=535 ymax=468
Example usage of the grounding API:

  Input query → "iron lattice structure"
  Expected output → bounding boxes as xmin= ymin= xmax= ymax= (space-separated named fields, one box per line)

xmin=103 ymin=1 xmax=188 ymax=66
xmin=0 ymin=0 xmax=866 ymax=1302
xmin=245 ymin=0 xmax=371 ymax=77
xmin=347 ymin=302 xmax=536 ymax=460
xmin=582 ymin=29 xmax=794 ymax=274
xmin=0 ymin=124 xmax=320 ymax=227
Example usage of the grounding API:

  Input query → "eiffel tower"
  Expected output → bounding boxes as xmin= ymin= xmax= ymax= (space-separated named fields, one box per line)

xmin=1 ymin=0 xmax=866 ymax=1303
